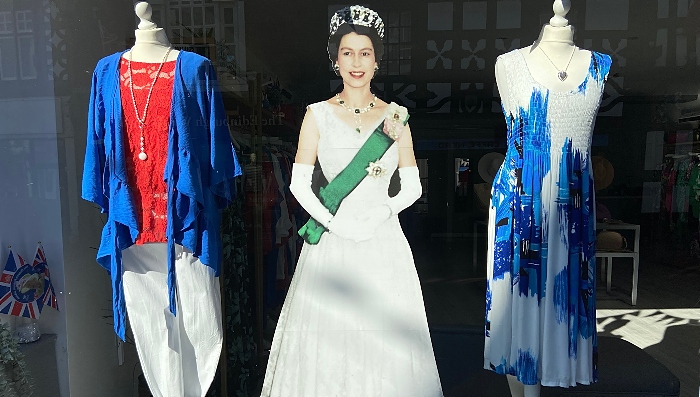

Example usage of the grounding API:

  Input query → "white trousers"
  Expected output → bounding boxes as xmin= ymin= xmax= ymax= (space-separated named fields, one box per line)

xmin=122 ymin=243 xmax=222 ymax=397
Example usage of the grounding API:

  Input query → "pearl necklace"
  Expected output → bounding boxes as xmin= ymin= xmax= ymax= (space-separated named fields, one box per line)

xmin=336 ymin=93 xmax=377 ymax=133
xmin=537 ymin=45 xmax=577 ymax=82
xmin=128 ymin=46 xmax=173 ymax=161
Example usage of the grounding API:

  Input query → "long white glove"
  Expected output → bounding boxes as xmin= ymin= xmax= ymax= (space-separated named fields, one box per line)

xmin=355 ymin=166 xmax=422 ymax=239
xmin=386 ymin=166 xmax=422 ymax=216
xmin=289 ymin=163 xmax=333 ymax=229
xmin=289 ymin=163 xmax=362 ymax=241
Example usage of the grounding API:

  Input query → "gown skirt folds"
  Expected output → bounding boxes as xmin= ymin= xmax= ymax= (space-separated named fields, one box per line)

xmin=484 ymin=49 xmax=612 ymax=388
xmin=261 ymin=101 xmax=444 ymax=397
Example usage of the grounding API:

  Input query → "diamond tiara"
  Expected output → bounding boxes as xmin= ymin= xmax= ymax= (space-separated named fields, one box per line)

xmin=329 ymin=5 xmax=384 ymax=39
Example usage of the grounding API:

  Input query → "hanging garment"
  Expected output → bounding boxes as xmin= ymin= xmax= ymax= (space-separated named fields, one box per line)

xmin=220 ymin=195 xmax=257 ymax=396
xmin=689 ymin=160 xmax=700 ymax=217
xmin=122 ymin=243 xmax=221 ymax=397
xmin=261 ymin=101 xmax=443 ymax=397
xmin=485 ymin=49 xmax=611 ymax=387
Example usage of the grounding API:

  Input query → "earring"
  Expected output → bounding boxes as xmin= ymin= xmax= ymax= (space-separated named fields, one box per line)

xmin=333 ymin=63 xmax=340 ymax=76
xmin=374 ymin=65 xmax=379 ymax=71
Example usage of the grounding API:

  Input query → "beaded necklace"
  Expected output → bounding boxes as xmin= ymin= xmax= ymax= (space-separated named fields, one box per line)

xmin=127 ymin=46 xmax=173 ymax=161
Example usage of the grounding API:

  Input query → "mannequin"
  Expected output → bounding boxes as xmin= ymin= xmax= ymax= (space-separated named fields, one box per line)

xmin=496 ymin=0 xmax=590 ymax=98
xmin=82 ymin=2 xmax=241 ymax=397
xmin=125 ymin=2 xmax=179 ymax=63
xmin=120 ymin=3 xmax=222 ymax=397
xmin=487 ymin=1 xmax=608 ymax=397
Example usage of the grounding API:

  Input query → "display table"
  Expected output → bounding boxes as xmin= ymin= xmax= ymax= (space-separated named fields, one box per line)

xmin=595 ymin=221 xmax=640 ymax=305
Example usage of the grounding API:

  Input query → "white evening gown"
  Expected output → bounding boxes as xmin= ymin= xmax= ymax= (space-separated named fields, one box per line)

xmin=261 ymin=101 xmax=443 ymax=397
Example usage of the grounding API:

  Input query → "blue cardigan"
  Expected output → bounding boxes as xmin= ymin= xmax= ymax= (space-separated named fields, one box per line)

xmin=82 ymin=51 xmax=241 ymax=340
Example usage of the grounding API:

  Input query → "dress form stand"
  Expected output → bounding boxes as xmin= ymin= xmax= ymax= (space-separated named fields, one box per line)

xmin=507 ymin=374 xmax=541 ymax=397
xmin=125 ymin=1 xmax=179 ymax=63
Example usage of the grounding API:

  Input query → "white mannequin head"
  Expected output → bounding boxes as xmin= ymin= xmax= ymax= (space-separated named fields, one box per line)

xmin=135 ymin=1 xmax=157 ymax=30
xmin=549 ymin=0 xmax=571 ymax=27
xmin=127 ymin=1 xmax=178 ymax=61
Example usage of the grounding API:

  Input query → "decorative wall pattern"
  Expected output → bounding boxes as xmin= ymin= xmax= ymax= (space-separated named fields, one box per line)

xmin=408 ymin=0 xmax=633 ymax=117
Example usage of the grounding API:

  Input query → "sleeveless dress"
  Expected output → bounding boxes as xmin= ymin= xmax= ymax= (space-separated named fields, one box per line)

xmin=484 ymin=49 xmax=612 ymax=387
xmin=261 ymin=101 xmax=443 ymax=397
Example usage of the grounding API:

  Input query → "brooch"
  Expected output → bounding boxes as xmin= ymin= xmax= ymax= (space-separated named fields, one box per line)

xmin=366 ymin=161 xmax=387 ymax=178
xmin=382 ymin=102 xmax=409 ymax=141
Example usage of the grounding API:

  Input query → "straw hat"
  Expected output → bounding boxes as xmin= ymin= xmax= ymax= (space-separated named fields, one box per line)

xmin=597 ymin=230 xmax=627 ymax=251
xmin=478 ymin=152 xmax=505 ymax=184
xmin=592 ymin=156 xmax=614 ymax=191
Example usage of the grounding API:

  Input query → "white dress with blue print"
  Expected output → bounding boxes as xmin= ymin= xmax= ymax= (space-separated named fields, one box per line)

xmin=484 ymin=49 xmax=611 ymax=387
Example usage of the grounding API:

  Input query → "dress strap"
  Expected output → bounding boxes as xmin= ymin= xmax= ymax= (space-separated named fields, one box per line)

xmin=496 ymin=51 xmax=520 ymax=113
xmin=306 ymin=101 xmax=328 ymax=136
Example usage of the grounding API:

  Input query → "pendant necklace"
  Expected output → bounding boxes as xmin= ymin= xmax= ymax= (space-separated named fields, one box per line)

xmin=537 ymin=45 xmax=577 ymax=82
xmin=336 ymin=93 xmax=377 ymax=133
xmin=128 ymin=46 xmax=173 ymax=161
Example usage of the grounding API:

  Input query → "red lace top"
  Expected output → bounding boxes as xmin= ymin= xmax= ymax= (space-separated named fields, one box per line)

xmin=119 ymin=57 xmax=176 ymax=244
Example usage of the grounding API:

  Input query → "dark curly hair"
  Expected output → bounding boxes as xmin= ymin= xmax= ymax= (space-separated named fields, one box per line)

xmin=327 ymin=23 xmax=385 ymax=66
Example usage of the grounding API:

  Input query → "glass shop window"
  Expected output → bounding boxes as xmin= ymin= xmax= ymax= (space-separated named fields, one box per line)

xmin=0 ymin=9 xmax=36 ymax=80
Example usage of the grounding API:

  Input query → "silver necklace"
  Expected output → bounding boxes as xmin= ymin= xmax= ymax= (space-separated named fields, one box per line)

xmin=336 ymin=93 xmax=377 ymax=133
xmin=537 ymin=45 xmax=577 ymax=82
xmin=128 ymin=47 xmax=173 ymax=161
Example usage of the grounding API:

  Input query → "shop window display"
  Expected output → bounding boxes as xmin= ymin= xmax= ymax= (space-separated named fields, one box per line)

xmin=0 ymin=1 xmax=698 ymax=396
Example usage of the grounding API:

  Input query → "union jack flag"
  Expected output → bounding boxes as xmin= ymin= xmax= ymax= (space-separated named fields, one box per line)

xmin=0 ymin=250 xmax=40 ymax=319
xmin=33 ymin=244 xmax=58 ymax=312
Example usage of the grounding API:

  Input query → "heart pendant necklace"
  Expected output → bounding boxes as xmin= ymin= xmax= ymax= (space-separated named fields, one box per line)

xmin=537 ymin=45 xmax=577 ymax=82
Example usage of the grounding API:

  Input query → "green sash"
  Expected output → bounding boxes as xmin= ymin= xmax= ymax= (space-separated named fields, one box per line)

xmin=298 ymin=120 xmax=398 ymax=244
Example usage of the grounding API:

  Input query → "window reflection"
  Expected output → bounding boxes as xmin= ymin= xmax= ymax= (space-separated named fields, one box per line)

xmin=0 ymin=6 xmax=36 ymax=80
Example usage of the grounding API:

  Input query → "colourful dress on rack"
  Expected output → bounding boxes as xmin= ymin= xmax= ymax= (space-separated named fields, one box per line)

xmin=485 ymin=49 xmax=611 ymax=387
